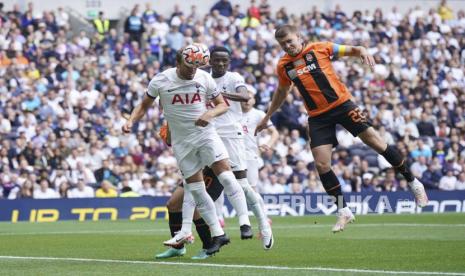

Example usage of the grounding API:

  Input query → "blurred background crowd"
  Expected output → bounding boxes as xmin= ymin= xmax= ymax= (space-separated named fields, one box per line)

xmin=0 ymin=0 xmax=464 ymax=199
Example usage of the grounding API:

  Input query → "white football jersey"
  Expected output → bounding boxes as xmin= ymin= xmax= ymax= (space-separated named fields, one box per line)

xmin=210 ymin=71 xmax=246 ymax=138
xmin=241 ymin=108 xmax=273 ymax=160
xmin=147 ymin=68 xmax=219 ymax=144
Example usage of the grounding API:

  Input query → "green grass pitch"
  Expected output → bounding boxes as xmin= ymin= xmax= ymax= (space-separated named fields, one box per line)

xmin=0 ymin=213 xmax=464 ymax=275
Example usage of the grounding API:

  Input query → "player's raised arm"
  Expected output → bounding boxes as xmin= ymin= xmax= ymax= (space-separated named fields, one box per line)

xmin=336 ymin=44 xmax=375 ymax=71
xmin=254 ymin=84 xmax=291 ymax=135
xmin=195 ymin=94 xmax=228 ymax=127
xmin=122 ymin=94 xmax=155 ymax=133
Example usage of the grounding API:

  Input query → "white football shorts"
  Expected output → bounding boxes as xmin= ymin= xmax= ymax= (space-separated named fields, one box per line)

xmin=173 ymin=132 xmax=229 ymax=179
xmin=221 ymin=136 xmax=247 ymax=172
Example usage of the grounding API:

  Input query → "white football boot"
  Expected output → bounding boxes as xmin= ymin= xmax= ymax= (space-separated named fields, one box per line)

xmin=332 ymin=207 xmax=355 ymax=233
xmin=163 ymin=231 xmax=194 ymax=247
xmin=408 ymin=178 xmax=429 ymax=207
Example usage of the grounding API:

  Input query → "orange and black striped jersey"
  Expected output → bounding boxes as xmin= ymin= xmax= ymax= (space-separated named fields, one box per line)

xmin=277 ymin=42 xmax=352 ymax=117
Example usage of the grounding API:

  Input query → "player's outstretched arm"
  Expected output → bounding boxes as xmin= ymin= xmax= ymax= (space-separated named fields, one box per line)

xmin=255 ymin=84 xmax=291 ymax=135
xmin=259 ymin=125 xmax=279 ymax=153
xmin=195 ymin=94 xmax=228 ymax=127
xmin=122 ymin=94 xmax=155 ymax=133
xmin=341 ymin=45 xmax=375 ymax=71
xmin=222 ymin=86 xmax=250 ymax=102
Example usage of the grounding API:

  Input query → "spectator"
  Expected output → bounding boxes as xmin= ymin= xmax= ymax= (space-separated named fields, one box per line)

xmin=33 ymin=179 xmax=59 ymax=199
xmin=124 ymin=5 xmax=145 ymax=43
xmin=421 ymin=164 xmax=443 ymax=189
xmin=95 ymin=180 xmax=118 ymax=198
xmin=438 ymin=169 xmax=457 ymax=191
xmin=210 ymin=0 xmax=233 ymax=17
xmin=93 ymin=11 xmax=110 ymax=40
xmin=263 ymin=175 xmax=285 ymax=194
xmin=456 ymin=172 xmax=465 ymax=190
xmin=416 ymin=113 xmax=436 ymax=137
xmin=68 ymin=178 xmax=95 ymax=198
xmin=138 ymin=179 xmax=156 ymax=196
xmin=120 ymin=186 xmax=140 ymax=197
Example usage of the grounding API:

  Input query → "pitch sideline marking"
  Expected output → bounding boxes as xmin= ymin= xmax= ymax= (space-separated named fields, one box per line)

xmin=0 ymin=255 xmax=464 ymax=275
xmin=0 ymin=223 xmax=463 ymax=236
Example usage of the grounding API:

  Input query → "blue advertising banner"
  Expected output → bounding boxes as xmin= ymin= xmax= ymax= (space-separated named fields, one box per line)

xmin=0 ymin=191 xmax=464 ymax=222
xmin=0 ymin=197 xmax=170 ymax=223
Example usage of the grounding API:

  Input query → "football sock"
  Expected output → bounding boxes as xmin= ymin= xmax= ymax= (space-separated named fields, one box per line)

xmin=194 ymin=218 xmax=212 ymax=249
xmin=168 ymin=211 xmax=183 ymax=249
xmin=255 ymin=189 xmax=266 ymax=212
xmin=381 ymin=145 xmax=415 ymax=182
xmin=180 ymin=188 xmax=195 ymax=234
xmin=217 ymin=171 xmax=251 ymax=226
xmin=214 ymin=191 xmax=225 ymax=220
xmin=319 ymin=170 xmax=347 ymax=209
xmin=184 ymin=181 xmax=224 ymax=237
xmin=238 ymin=178 xmax=270 ymax=231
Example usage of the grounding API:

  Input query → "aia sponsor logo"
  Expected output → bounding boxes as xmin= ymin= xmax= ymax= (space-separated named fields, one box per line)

xmin=171 ymin=93 xmax=202 ymax=105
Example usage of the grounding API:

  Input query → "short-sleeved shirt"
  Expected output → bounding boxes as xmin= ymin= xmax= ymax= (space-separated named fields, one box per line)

xmin=277 ymin=42 xmax=352 ymax=117
xmin=241 ymin=108 xmax=273 ymax=160
xmin=209 ymin=71 xmax=246 ymax=138
xmin=147 ymin=68 xmax=219 ymax=144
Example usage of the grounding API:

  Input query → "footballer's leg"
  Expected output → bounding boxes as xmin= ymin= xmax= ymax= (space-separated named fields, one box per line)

xmin=156 ymin=186 xmax=188 ymax=259
xmin=312 ymin=144 xmax=354 ymax=233
xmin=235 ymin=169 xmax=273 ymax=249
xmin=191 ymin=210 xmax=212 ymax=260
xmin=308 ymin=113 xmax=354 ymax=233
xmin=184 ymin=169 xmax=229 ymax=256
xmin=163 ymin=184 xmax=196 ymax=247
xmin=227 ymin=137 xmax=272 ymax=245
xmin=214 ymin=192 xmax=225 ymax=228
xmin=211 ymin=159 xmax=252 ymax=239
xmin=337 ymin=102 xmax=428 ymax=207
xmin=247 ymin=158 xmax=270 ymax=222
xmin=206 ymin=136 xmax=251 ymax=239
xmin=358 ymin=128 xmax=428 ymax=207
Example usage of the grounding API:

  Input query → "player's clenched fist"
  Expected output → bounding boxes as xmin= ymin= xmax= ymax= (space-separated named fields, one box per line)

xmin=122 ymin=121 xmax=133 ymax=133
xmin=195 ymin=112 xmax=213 ymax=127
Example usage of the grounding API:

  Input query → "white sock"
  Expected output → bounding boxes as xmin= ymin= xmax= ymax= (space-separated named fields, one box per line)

xmin=256 ymin=191 xmax=266 ymax=213
xmin=251 ymin=185 xmax=267 ymax=211
xmin=218 ymin=171 xmax=250 ymax=226
xmin=238 ymin=178 xmax=270 ymax=231
xmin=184 ymin=181 xmax=224 ymax=237
xmin=214 ymin=191 xmax=224 ymax=220
xmin=180 ymin=186 xmax=195 ymax=234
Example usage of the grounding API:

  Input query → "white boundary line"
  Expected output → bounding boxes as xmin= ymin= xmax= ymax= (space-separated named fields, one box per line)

xmin=0 ymin=223 xmax=463 ymax=236
xmin=0 ymin=256 xmax=464 ymax=275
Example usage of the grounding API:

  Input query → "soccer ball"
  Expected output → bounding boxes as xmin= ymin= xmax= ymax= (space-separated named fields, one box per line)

xmin=182 ymin=43 xmax=210 ymax=68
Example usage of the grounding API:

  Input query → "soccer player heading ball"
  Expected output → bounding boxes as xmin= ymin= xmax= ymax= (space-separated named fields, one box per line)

xmin=123 ymin=43 xmax=254 ymax=257
xmin=255 ymin=25 xmax=428 ymax=233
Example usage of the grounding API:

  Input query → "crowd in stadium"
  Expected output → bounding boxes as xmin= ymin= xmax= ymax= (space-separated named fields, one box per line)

xmin=0 ymin=0 xmax=464 ymax=199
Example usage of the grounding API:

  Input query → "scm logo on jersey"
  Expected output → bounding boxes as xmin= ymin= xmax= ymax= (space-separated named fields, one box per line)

xmin=288 ymin=64 xmax=317 ymax=79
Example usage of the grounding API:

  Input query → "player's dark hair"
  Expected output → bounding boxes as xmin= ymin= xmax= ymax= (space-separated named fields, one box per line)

xmin=210 ymin=46 xmax=231 ymax=57
xmin=275 ymin=24 xmax=298 ymax=39
xmin=176 ymin=48 xmax=183 ymax=64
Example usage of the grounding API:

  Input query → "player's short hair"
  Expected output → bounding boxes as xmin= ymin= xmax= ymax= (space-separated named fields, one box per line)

xmin=176 ymin=48 xmax=183 ymax=64
xmin=275 ymin=24 xmax=298 ymax=39
xmin=210 ymin=46 xmax=231 ymax=58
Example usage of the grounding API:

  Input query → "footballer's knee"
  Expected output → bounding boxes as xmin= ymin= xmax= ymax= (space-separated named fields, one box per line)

xmin=358 ymin=127 xmax=387 ymax=153
xmin=315 ymin=160 xmax=331 ymax=174
xmin=211 ymin=158 xmax=231 ymax=176
xmin=166 ymin=196 xmax=182 ymax=212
